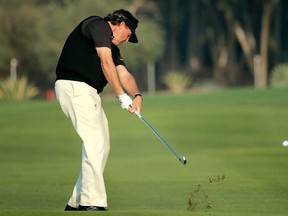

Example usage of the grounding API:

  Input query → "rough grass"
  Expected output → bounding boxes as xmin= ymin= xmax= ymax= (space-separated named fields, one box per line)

xmin=0 ymin=87 xmax=288 ymax=216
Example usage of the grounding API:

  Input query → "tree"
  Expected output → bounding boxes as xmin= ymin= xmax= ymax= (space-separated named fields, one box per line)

xmin=156 ymin=0 xmax=286 ymax=88
xmin=0 ymin=1 xmax=40 ymax=77
xmin=0 ymin=0 xmax=165 ymax=90
xmin=258 ymin=0 xmax=279 ymax=88
xmin=215 ymin=0 xmax=279 ymax=88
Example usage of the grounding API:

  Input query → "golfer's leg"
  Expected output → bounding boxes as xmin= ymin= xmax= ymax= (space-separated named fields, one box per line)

xmin=67 ymin=171 xmax=82 ymax=208
xmin=100 ymin=108 xmax=110 ymax=172
xmin=55 ymin=80 xmax=82 ymax=208
xmin=71 ymin=82 xmax=108 ymax=207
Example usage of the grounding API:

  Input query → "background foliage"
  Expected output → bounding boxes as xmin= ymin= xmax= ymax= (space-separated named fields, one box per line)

xmin=0 ymin=76 xmax=39 ymax=101
xmin=0 ymin=0 xmax=288 ymax=94
xmin=270 ymin=63 xmax=288 ymax=87
xmin=0 ymin=0 xmax=164 ymax=90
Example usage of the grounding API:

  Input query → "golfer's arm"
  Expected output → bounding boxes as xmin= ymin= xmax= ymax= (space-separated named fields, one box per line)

xmin=96 ymin=47 xmax=125 ymax=96
xmin=116 ymin=65 xmax=140 ymax=97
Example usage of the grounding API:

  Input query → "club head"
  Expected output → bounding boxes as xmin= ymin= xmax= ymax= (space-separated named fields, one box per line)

xmin=181 ymin=155 xmax=187 ymax=165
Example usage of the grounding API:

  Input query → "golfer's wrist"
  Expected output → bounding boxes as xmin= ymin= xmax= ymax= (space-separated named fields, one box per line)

xmin=116 ymin=92 xmax=126 ymax=98
xmin=134 ymin=93 xmax=142 ymax=99
xmin=117 ymin=93 xmax=132 ymax=110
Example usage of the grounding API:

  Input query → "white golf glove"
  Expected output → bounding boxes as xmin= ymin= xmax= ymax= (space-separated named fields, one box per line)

xmin=118 ymin=93 xmax=132 ymax=110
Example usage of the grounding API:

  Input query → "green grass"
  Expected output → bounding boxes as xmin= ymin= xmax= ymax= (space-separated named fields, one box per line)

xmin=0 ymin=87 xmax=288 ymax=215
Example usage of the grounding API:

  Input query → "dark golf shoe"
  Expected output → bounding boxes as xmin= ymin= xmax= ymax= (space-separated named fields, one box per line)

xmin=64 ymin=204 xmax=77 ymax=211
xmin=78 ymin=205 xmax=107 ymax=211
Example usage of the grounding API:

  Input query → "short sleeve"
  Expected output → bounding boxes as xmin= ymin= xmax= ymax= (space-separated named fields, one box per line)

xmin=82 ymin=17 xmax=112 ymax=48
xmin=112 ymin=45 xmax=126 ymax=67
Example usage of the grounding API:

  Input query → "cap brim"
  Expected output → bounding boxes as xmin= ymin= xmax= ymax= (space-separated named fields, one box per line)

xmin=124 ymin=19 xmax=138 ymax=43
xmin=129 ymin=31 xmax=138 ymax=43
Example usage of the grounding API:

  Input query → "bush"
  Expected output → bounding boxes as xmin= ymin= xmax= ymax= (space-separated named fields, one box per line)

xmin=0 ymin=76 xmax=39 ymax=101
xmin=162 ymin=71 xmax=192 ymax=93
xmin=270 ymin=63 xmax=288 ymax=88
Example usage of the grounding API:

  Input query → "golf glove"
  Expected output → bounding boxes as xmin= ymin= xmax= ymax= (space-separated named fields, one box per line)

xmin=118 ymin=93 xmax=132 ymax=110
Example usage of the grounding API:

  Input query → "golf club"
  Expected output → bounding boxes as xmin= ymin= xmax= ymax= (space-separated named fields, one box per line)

xmin=135 ymin=112 xmax=187 ymax=165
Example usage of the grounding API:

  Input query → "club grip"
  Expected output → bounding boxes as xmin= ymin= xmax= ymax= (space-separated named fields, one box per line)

xmin=134 ymin=111 xmax=142 ymax=118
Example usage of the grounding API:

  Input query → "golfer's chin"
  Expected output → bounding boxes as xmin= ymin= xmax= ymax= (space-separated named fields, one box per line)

xmin=112 ymin=40 xmax=125 ymax=46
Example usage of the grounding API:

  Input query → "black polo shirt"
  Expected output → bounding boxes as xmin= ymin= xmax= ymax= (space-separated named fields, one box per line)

xmin=56 ymin=16 xmax=126 ymax=93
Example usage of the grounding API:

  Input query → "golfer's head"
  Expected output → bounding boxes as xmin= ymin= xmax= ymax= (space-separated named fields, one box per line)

xmin=105 ymin=9 xmax=139 ymax=45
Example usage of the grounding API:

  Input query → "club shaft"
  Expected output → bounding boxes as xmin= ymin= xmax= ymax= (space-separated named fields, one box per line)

xmin=138 ymin=115 xmax=182 ymax=162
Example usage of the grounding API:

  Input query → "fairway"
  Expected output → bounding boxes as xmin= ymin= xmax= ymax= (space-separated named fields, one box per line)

xmin=0 ymin=88 xmax=288 ymax=216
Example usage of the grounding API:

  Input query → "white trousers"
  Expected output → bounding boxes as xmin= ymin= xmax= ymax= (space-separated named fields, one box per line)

xmin=55 ymin=80 xmax=110 ymax=207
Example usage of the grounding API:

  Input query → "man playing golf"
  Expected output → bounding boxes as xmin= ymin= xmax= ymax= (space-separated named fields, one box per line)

xmin=55 ymin=9 xmax=143 ymax=211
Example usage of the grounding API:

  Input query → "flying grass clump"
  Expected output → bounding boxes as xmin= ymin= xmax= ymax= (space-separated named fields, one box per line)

xmin=188 ymin=175 xmax=226 ymax=212
xmin=209 ymin=175 xmax=226 ymax=183
xmin=187 ymin=184 xmax=211 ymax=212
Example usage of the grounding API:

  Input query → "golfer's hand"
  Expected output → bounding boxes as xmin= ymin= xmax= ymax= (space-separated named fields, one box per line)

xmin=130 ymin=95 xmax=142 ymax=116
xmin=118 ymin=93 xmax=132 ymax=110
